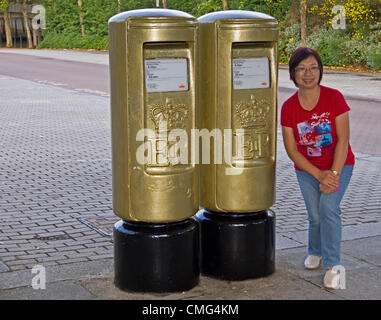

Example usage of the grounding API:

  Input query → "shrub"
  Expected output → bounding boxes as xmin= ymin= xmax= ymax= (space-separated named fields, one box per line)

xmin=279 ymin=23 xmax=381 ymax=70
xmin=341 ymin=39 xmax=368 ymax=65
xmin=303 ymin=28 xmax=347 ymax=66
xmin=366 ymin=43 xmax=381 ymax=71
xmin=284 ymin=23 xmax=301 ymax=58
xmin=278 ymin=23 xmax=301 ymax=62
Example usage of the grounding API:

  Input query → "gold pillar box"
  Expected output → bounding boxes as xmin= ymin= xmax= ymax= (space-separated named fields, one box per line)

xmin=109 ymin=9 xmax=199 ymax=223
xmin=198 ymin=11 xmax=278 ymax=213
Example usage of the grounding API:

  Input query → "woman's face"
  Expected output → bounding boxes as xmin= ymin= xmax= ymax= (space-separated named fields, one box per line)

xmin=294 ymin=55 xmax=320 ymax=89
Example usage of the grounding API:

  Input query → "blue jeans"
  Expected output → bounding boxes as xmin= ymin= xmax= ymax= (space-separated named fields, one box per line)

xmin=295 ymin=165 xmax=353 ymax=269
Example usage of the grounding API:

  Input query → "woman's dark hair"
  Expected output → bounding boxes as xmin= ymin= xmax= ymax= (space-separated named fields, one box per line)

xmin=289 ymin=47 xmax=323 ymax=87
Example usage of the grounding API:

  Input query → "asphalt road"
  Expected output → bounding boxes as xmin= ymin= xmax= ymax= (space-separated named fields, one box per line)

xmin=0 ymin=52 xmax=109 ymax=96
xmin=0 ymin=51 xmax=380 ymax=156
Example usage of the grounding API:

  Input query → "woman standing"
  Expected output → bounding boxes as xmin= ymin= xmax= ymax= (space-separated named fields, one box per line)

xmin=281 ymin=47 xmax=355 ymax=289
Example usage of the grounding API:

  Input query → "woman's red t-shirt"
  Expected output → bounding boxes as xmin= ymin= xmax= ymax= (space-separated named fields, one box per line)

xmin=281 ymin=85 xmax=355 ymax=171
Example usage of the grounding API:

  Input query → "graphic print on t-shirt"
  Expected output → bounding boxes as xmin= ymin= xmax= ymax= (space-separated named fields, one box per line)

xmin=296 ymin=112 xmax=332 ymax=157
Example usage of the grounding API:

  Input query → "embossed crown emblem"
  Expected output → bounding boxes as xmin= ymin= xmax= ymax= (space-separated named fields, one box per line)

xmin=150 ymin=98 xmax=188 ymax=131
xmin=235 ymin=95 xmax=270 ymax=129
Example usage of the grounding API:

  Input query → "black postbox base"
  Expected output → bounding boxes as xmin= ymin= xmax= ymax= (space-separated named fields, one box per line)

xmin=197 ymin=209 xmax=275 ymax=280
xmin=113 ymin=218 xmax=199 ymax=293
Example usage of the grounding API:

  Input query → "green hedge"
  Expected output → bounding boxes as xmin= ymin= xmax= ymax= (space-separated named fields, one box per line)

xmin=38 ymin=33 xmax=108 ymax=51
xmin=279 ymin=23 xmax=381 ymax=70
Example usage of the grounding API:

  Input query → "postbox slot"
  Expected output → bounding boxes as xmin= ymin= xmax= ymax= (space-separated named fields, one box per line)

xmin=144 ymin=41 xmax=189 ymax=50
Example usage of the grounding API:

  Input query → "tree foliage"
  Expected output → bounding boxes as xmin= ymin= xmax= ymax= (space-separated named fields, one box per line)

xmin=309 ymin=0 xmax=379 ymax=38
xmin=0 ymin=0 xmax=8 ymax=10
xmin=40 ymin=0 xmax=294 ymax=38
xmin=29 ymin=0 xmax=381 ymax=69
xmin=36 ymin=0 xmax=296 ymax=52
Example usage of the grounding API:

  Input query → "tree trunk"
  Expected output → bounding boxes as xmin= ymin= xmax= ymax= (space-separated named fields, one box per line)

xmin=22 ymin=0 xmax=33 ymax=48
xmin=222 ymin=0 xmax=229 ymax=11
xmin=162 ymin=0 xmax=167 ymax=9
xmin=300 ymin=0 xmax=307 ymax=44
xmin=117 ymin=0 xmax=120 ymax=13
xmin=3 ymin=5 xmax=13 ymax=48
xmin=78 ymin=0 xmax=85 ymax=37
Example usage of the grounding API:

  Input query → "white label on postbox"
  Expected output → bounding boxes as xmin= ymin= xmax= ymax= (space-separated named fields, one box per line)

xmin=145 ymin=58 xmax=189 ymax=93
xmin=233 ymin=57 xmax=270 ymax=90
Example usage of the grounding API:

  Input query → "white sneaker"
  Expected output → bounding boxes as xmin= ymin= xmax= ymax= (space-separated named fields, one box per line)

xmin=304 ymin=254 xmax=322 ymax=270
xmin=324 ymin=266 xmax=345 ymax=289
xmin=324 ymin=269 xmax=340 ymax=289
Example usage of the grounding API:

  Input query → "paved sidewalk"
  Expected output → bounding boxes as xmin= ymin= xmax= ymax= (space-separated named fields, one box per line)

xmin=0 ymin=49 xmax=380 ymax=300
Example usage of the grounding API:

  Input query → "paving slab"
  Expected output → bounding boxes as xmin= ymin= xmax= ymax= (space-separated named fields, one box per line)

xmin=0 ymin=259 xmax=113 ymax=290
xmin=0 ymin=261 xmax=9 ymax=272
xmin=307 ymin=266 xmax=381 ymax=300
xmin=0 ymin=280 xmax=96 ymax=300
xmin=276 ymin=234 xmax=304 ymax=250
xmin=341 ymin=236 xmax=381 ymax=267
xmin=276 ymin=247 xmax=369 ymax=279
xmin=77 ymin=264 xmax=338 ymax=300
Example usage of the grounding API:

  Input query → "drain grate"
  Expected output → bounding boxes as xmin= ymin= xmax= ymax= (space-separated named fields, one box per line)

xmin=79 ymin=216 xmax=120 ymax=238
xmin=33 ymin=234 xmax=73 ymax=241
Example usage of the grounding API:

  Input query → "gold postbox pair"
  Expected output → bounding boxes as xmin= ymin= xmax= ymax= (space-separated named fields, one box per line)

xmin=109 ymin=9 xmax=278 ymax=223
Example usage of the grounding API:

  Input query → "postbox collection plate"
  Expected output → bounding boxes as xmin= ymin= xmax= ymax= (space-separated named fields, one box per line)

xmin=232 ymin=57 xmax=270 ymax=90
xmin=145 ymin=58 xmax=189 ymax=92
